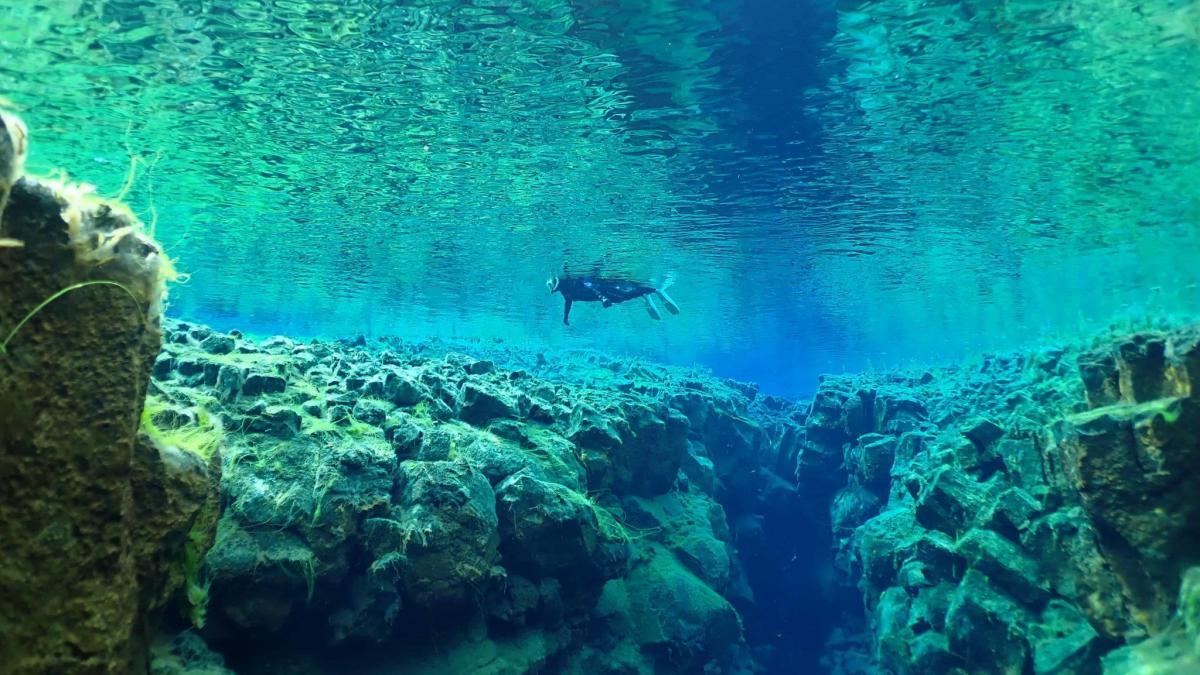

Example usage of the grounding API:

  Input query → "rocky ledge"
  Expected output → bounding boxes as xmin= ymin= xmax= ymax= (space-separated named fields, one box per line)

xmin=148 ymin=318 xmax=804 ymax=674
xmin=805 ymin=324 xmax=1200 ymax=675
xmin=145 ymin=319 xmax=1200 ymax=675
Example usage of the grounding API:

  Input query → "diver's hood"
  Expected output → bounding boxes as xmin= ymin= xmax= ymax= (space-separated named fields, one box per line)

xmin=546 ymin=275 xmax=560 ymax=293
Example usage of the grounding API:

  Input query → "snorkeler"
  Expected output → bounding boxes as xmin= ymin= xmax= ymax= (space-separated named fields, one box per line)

xmin=546 ymin=274 xmax=680 ymax=326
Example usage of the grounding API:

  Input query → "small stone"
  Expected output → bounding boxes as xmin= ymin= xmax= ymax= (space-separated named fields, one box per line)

xmin=962 ymin=418 xmax=1004 ymax=448
xmin=329 ymin=405 xmax=353 ymax=425
xmin=466 ymin=360 xmax=495 ymax=375
xmin=1030 ymin=600 xmax=1100 ymax=674
xmin=200 ymin=335 xmax=235 ymax=355
xmin=457 ymin=382 xmax=519 ymax=426
xmin=242 ymin=372 xmax=286 ymax=396
xmin=383 ymin=414 xmax=423 ymax=459
xmin=945 ymin=570 xmax=1030 ymax=672
xmin=983 ymin=487 xmax=1041 ymax=538
xmin=488 ymin=420 xmax=534 ymax=448
xmin=245 ymin=406 xmax=301 ymax=438
xmin=390 ymin=375 xmax=426 ymax=407
xmin=177 ymin=358 xmax=204 ymax=377
xmin=915 ymin=466 xmax=990 ymax=535
xmin=1116 ymin=334 xmax=1169 ymax=403
xmin=1077 ymin=350 xmax=1121 ymax=409
xmin=215 ymin=365 xmax=243 ymax=403
xmin=955 ymin=528 xmax=1049 ymax=604
xmin=997 ymin=438 xmax=1045 ymax=490
xmin=152 ymin=355 xmax=174 ymax=380
xmin=846 ymin=434 xmax=896 ymax=489
xmin=352 ymin=399 xmax=392 ymax=426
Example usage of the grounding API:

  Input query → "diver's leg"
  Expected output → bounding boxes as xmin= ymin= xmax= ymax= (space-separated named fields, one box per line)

xmin=643 ymin=295 xmax=662 ymax=320
xmin=654 ymin=288 xmax=680 ymax=315
xmin=563 ymin=299 xmax=573 ymax=325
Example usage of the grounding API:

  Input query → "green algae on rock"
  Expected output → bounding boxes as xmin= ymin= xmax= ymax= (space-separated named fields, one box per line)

xmin=802 ymin=325 xmax=1200 ymax=674
xmin=138 ymin=317 xmax=1200 ymax=673
xmin=0 ymin=111 xmax=211 ymax=674
xmin=143 ymin=318 xmax=795 ymax=673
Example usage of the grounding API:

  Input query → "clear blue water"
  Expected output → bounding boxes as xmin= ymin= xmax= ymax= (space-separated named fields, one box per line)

xmin=2 ymin=0 xmax=1199 ymax=395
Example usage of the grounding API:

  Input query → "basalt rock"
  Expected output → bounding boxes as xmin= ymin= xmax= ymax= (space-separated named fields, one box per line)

xmin=815 ymin=325 xmax=1200 ymax=674
xmin=0 ymin=111 xmax=209 ymax=674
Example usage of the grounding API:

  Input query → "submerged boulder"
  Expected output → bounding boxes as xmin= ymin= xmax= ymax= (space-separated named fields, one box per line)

xmin=496 ymin=471 xmax=630 ymax=587
xmin=603 ymin=545 xmax=743 ymax=670
xmin=364 ymin=460 xmax=499 ymax=608
xmin=566 ymin=397 xmax=688 ymax=496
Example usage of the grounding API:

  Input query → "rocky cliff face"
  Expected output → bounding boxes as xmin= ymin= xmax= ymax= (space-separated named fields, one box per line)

xmin=147 ymin=319 xmax=1200 ymax=674
xmin=148 ymin=319 xmax=809 ymax=674
xmin=0 ymin=112 xmax=217 ymax=674
xmin=803 ymin=326 xmax=1200 ymax=674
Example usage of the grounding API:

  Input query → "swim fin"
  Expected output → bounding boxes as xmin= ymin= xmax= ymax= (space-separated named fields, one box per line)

xmin=644 ymin=295 xmax=663 ymax=320
xmin=655 ymin=289 xmax=680 ymax=315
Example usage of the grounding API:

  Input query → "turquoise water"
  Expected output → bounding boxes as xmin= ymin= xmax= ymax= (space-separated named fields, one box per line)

xmin=2 ymin=0 xmax=1199 ymax=393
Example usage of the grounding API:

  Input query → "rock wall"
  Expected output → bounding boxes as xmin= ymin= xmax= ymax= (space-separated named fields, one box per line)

xmin=149 ymin=316 xmax=1200 ymax=674
xmin=148 ymin=319 xmax=813 ymax=674
xmin=802 ymin=326 xmax=1200 ymax=674
xmin=0 ymin=111 xmax=217 ymax=674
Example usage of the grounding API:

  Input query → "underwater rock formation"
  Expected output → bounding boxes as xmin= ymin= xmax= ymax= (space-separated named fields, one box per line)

xmin=0 ymin=112 xmax=215 ymax=673
xmin=803 ymin=326 xmax=1200 ymax=674
xmin=11 ymin=167 xmax=1191 ymax=675
xmin=147 ymin=319 xmax=810 ymax=673
xmin=147 ymin=317 xmax=1200 ymax=674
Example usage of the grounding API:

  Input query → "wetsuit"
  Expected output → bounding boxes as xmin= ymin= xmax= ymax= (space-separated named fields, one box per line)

xmin=555 ymin=276 xmax=656 ymax=325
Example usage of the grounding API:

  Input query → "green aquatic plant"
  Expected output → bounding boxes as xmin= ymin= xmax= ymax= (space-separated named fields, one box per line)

xmin=411 ymin=399 xmax=432 ymax=420
xmin=269 ymin=555 xmax=318 ymax=606
xmin=0 ymin=280 xmax=143 ymax=356
xmin=181 ymin=516 xmax=213 ymax=629
xmin=301 ymin=414 xmax=339 ymax=436
xmin=140 ymin=394 xmax=224 ymax=461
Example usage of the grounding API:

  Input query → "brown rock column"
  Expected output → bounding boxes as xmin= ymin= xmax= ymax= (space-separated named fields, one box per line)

xmin=0 ymin=111 xmax=172 ymax=674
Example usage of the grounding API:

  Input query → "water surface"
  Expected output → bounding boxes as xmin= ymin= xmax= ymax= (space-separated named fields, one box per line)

xmin=2 ymin=0 xmax=1197 ymax=393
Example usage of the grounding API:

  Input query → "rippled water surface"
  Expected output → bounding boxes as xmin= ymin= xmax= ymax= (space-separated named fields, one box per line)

xmin=3 ymin=0 xmax=1198 ymax=392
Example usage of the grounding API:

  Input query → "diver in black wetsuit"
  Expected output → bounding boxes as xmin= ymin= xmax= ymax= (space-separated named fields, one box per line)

xmin=546 ymin=274 xmax=680 ymax=325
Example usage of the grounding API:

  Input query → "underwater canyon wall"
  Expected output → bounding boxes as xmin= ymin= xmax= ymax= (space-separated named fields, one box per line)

xmin=146 ymin=319 xmax=813 ymax=674
xmin=0 ymin=111 xmax=218 ymax=674
xmin=146 ymin=317 xmax=1200 ymax=675
xmin=806 ymin=327 xmax=1200 ymax=674
xmin=2 ymin=107 xmax=1197 ymax=674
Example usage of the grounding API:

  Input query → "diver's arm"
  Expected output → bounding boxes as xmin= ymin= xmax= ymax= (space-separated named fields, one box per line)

xmin=563 ymin=299 xmax=573 ymax=325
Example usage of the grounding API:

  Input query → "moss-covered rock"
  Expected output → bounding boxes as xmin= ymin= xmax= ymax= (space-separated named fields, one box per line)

xmin=366 ymin=460 xmax=500 ymax=607
xmin=0 ymin=110 xmax=199 ymax=674
xmin=617 ymin=545 xmax=743 ymax=670
xmin=496 ymin=471 xmax=629 ymax=587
